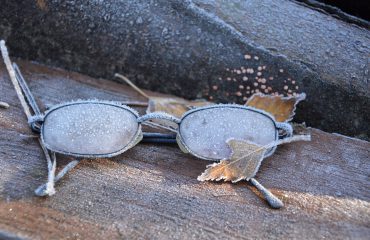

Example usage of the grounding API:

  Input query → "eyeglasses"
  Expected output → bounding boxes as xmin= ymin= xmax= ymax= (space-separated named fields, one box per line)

xmin=1 ymin=41 xmax=293 ymax=208
xmin=32 ymin=100 xmax=291 ymax=159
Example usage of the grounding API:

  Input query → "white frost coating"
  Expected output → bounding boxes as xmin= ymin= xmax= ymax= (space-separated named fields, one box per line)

xmin=42 ymin=103 xmax=139 ymax=155
xmin=180 ymin=108 xmax=276 ymax=160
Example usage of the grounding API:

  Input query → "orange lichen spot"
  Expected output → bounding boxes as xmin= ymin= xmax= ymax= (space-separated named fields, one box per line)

xmin=284 ymin=85 xmax=289 ymax=90
xmin=212 ymin=85 xmax=218 ymax=90
xmin=242 ymin=76 xmax=248 ymax=81
xmin=244 ymin=54 xmax=252 ymax=60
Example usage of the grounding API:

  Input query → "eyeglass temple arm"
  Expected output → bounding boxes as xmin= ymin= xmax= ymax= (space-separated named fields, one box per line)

xmin=276 ymin=122 xmax=293 ymax=137
xmin=12 ymin=63 xmax=41 ymax=115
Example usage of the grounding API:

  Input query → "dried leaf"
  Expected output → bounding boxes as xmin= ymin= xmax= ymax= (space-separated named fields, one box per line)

xmin=147 ymin=96 xmax=211 ymax=118
xmin=198 ymin=135 xmax=311 ymax=183
xmin=246 ymin=93 xmax=306 ymax=122
xmin=198 ymin=139 xmax=267 ymax=183
xmin=115 ymin=73 xmax=212 ymax=129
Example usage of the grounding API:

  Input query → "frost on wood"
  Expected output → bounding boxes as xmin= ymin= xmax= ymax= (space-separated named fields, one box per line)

xmin=42 ymin=102 xmax=139 ymax=155
xmin=179 ymin=107 xmax=276 ymax=160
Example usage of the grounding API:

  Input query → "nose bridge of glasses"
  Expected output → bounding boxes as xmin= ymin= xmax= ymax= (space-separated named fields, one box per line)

xmin=137 ymin=112 xmax=181 ymax=125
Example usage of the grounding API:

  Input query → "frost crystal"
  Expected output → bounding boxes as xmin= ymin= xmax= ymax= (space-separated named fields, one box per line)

xmin=179 ymin=107 xmax=276 ymax=160
xmin=42 ymin=103 xmax=138 ymax=155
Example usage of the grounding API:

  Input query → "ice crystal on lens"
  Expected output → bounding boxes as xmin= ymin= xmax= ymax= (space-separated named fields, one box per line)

xmin=43 ymin=102 xmax=139 ymax=155
xmin=179 ymin=107 xmax=276 ymax=160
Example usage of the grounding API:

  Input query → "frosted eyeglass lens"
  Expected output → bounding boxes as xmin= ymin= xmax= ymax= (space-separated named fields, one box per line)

xmin=42 ymin=103 xmax=139 ymax=155
xmin=179 ymin=107 xmax=277 ymax=160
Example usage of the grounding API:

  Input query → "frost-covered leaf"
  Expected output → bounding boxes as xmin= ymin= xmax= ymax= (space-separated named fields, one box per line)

xmin=147 ymin=96 xmax=211 ymax=118
xmin=198 ymin=135 xmax=311 ymax=183
xmin=115 ymin=73 xmax=212 ymax=129
xmin=197 ymin=139 xmax=267 ymax=183
xmin=147 ymin=97 xmax=212 ymax=129
xmin=246 ymin=93 xmax=306 ymax=122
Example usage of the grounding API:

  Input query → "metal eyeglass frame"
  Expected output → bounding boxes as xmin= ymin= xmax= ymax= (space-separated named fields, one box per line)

xmin=8 ymin=60 xmax=291 ymax=209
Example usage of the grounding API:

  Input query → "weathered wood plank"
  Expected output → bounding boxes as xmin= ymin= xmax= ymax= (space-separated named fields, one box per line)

xmin=0 ymin=61 xmax=369 ymax=239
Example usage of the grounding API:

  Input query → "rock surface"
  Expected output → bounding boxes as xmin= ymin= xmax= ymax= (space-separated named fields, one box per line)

xmin=0 ymin=61 xmax=369 ymax=239
xmin=0 ymin=0 xmax=369 ymax=139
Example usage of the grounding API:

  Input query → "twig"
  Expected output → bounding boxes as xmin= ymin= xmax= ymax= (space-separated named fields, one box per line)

xmin=1 ymin=40 xmax=58 ymax=196
xmin=0 ymin=40 xmax=32 ymax=118
xmin=115 ymin=73 xmax=150 ymax=99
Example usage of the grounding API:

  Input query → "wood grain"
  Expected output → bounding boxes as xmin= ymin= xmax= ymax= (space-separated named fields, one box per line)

xmin=0 ymin=61 xmax=369 ymax=239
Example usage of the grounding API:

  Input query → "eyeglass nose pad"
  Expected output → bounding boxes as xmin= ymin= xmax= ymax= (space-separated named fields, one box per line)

xmin=137 ymin=112 xmax=181 ymax=125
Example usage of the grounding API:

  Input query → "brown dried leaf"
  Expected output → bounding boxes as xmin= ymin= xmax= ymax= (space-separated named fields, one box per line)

xmin=147 ymin=96 xmax=212 ymax=118
xmin=147 ymin=97 xmax=212 ymax=129
xmin=246 ymin=93 xmax=306 ymax=122
xmin=197 ymin=139 xmax=267 ymax=183
xmin=114 ymin=73 xmax=213 ymax=129
xmin=198 ymin=135 xmax=311 ymax=183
